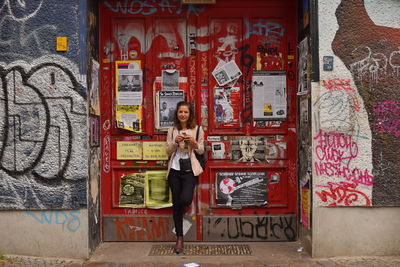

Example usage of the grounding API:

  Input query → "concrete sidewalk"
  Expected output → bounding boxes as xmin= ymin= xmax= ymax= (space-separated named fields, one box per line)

xmin=85 ymin=241 xmax=400 ymax=267
xmin=87 ymin=241 xmax=310 ymax=267
xmin=3 ymin=241 xmax=400 ymax=267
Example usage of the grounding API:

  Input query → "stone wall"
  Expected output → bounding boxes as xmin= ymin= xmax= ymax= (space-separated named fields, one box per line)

xmin=0 ymin=0 xmax=90 ymax=258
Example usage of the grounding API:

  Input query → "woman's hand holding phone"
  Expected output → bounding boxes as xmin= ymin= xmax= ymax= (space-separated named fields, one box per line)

xmin=175 ymin=134 xmax=185 ymax=143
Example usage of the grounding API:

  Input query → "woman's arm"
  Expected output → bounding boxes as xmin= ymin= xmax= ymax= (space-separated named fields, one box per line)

xmin=166 ymin=127 xmax=178 ymax=157
xmin=194 ymin=126 xmax=205 ymax=155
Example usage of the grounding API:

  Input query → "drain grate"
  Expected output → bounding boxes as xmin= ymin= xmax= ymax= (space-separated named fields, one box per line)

xmin=149 ymin=244 xmax=251 ymax=256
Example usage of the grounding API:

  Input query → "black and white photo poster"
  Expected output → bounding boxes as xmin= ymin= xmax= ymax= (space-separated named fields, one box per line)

xmin=216 ymin=172 xmax=268 ymax=207
xmin=116 ymin=61 xmax=143 ymax=105
xmin=156 ymin=90 xmax=184 ymax=129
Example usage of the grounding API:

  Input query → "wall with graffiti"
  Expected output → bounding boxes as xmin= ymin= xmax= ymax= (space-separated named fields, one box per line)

xmin=0 ymin=0 xmax=90 ymax=258
xmin=314 ymin=0 xmax=400 ymax=207
xmin=0 ymin=0 xmax=88 ymax=210
xmin=0 ymin=209 xmax=89 ymax=258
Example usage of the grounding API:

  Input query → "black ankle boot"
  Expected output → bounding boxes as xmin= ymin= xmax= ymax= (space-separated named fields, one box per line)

xmin=174 ymin=236 xmax=184 ymax=254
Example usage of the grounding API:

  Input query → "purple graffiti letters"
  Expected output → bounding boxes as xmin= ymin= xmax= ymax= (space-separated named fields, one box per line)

xmin=314 ymin=129 xmax=358 ymax=163
xmin=373 ymin=100 xmax=400 ymax=137
xmin=314 ymin=130 xmax=374 ymax=186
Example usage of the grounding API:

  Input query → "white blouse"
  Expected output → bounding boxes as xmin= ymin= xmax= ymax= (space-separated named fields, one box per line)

xmin=171 ymin=147 xmax=189 ymax=171
xmin=171 ymin=129 xmax=190 ymax=171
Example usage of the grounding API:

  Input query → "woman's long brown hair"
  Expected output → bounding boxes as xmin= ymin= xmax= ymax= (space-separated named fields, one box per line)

xmin=174 ymin=101 xmax=196 ymax=130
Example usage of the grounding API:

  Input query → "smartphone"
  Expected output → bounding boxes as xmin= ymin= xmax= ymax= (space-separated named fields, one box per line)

xmin=181 ymin=132 xmax=189 ymax=149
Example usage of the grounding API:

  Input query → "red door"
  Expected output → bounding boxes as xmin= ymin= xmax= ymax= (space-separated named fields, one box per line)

xmin=99 ymin=0 xmax=298 ymax=242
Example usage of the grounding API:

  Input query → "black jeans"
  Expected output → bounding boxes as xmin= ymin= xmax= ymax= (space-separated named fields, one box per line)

xmin=168 ymin=169 xmax=197 ymax=237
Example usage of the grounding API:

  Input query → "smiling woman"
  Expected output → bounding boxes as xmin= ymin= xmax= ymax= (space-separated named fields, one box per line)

xmin=166 ymin=101 xmax=204 ymax=254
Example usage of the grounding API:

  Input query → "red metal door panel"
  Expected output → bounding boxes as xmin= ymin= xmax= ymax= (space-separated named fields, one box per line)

xmin=208 ymin=18 xmax=244 ymax=134
xmin=247 ymin=17 xmax=291 ymax=135
xmin=111 ymin=18 xmax=149 ymax=135
xmin=100 ymin=0 xmax=297 ymax=242
xmin=152 ymin=18 xmax=188 ymax=76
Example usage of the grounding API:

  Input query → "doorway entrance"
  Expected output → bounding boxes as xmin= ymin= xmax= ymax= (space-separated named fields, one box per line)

xmin=99 ymin=0 xmax=298 ymax=241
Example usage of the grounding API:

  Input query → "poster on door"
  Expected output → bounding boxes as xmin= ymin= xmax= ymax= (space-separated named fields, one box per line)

xmin=216 ymin=172 xmax=268 ymax=207
xmin=145 ymin=170 xmax=172 ymax=208
xmin=115 ymin=61 xmax=142 ymax=105
xmin=212 ymin=60 xmax=242 ymax=86
xmin=155 ymin=90 xmax=184 ymax=129
xmin=252 ymin=70 xmax=287 ymax=120
xmin=119 ymin=173 xmax=146 ymax=208
xmin=116 ymin=104 xmax=142 ymax=132
xmin=214 ymin=87 xmax=240 ymax=127
xmin=115 ymin=60 xmax=143 ymax=132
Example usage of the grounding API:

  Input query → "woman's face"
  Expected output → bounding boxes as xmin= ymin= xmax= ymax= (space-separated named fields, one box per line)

xmin=177 ymin=105 xmax=190 ymax=124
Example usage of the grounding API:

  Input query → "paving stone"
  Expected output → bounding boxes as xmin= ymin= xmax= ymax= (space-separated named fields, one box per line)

xmin=196 ymin=264 xmax=220 ymax=267
xmin=126 ymin=264 xmax=156 ymax=267
xmin=289 ymin=260 xmax=315 ymax=265
xmin=315 ymin=260 xmax=336 ymax=266
xmin=218 ymin=263 xmax=244 ymax=267
xmin=84 ymin=263 xmax=110 ymax=267
xmin=240 ymin=262 xmax=264 ymax=267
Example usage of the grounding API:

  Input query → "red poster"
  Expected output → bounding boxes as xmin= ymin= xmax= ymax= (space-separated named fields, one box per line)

xmin=214 ymin=87 xmax=240 ymax=128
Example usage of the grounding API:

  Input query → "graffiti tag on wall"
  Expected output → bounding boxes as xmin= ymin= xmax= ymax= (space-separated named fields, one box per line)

xmin=373 ymin=100 xmax=400 ymax=137
xmin=0 ymin=56 xmax=87 ymax=209
xmin=314 ymin=130 xmax=373 ymax=187
xmin=316 ymin=182 xmax=371 ymax=206
xmin=103 ymin=216 xmax=197 ymax=241
xmin=26 ymin=210 xmax=81 ymax=232
xmin=203 ymin=216 xmax=296 ymax=241
xmin=104 ymin=0 xmax=205 ymax=17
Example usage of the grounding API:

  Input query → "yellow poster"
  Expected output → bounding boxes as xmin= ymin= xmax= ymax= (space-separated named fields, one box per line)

xmin=116 ymin=105 xmax=142 ymax=132
xmin=301 ymin=188 xmax=310 ymax=229
xmin=115 ymin=60 xmax=143 ymax=132
xmin=145 ymin=170 xmax=172 ymax=208
xmin=142 ymin=142 xmax=168 ymax=160
xmin=117 ymin=141 xmax=142 ymax=160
